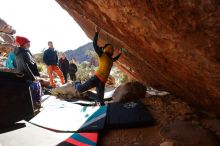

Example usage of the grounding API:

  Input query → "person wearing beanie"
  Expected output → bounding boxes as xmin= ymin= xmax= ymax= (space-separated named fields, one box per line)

xmin=43 ymin=41 xmax=65 ymax=88
xmin=74 ymin=26 xmax=122 ymax=105
xmin=14 ymin=36 xmax=39 ymax=80
xmin=14 ymin=36 xmax=42 ymax=109
xmin=15 ymin=36 xmax=30 ymax=47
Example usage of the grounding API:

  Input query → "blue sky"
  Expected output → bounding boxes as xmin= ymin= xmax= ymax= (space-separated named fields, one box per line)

xmin=0 ymin=0 xmax=91 ymax=54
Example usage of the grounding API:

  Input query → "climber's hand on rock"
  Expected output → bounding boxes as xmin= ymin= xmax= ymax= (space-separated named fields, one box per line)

xmin=95 ymin=26 xmax=100 ymax=33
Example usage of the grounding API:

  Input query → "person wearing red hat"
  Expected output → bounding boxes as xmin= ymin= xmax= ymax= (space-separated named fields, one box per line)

xmin=14 ymin=36 xmax=40 ymax=80
xmin=15 ymin=36 xmax=30 ymax=47
xmin=43 ymin=41 xmax=65 ymax=88
xmin=14 ymin=36 xmax=42 ymax=109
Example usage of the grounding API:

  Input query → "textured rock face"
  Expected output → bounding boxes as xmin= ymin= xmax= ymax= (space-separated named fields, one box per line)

xmin=56 ymin=0 xmax=220 ymax=114
xmin=0 ymin=18 xmax=16 ymax=55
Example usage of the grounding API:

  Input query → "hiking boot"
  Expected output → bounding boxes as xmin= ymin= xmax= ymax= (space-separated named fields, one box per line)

xmin=33 ymin=101 xmax=42 ymax=111
xmin=100 ymin=101 xmax=105 ymax=106
xmin=95 ymin=101 xmax=105 ymax=106
xmin=43 ymin=89 xmax=52 ymax=95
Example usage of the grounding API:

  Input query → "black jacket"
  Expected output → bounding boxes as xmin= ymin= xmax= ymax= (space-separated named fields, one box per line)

xmin=69 ymin=63 xmax=77 ymax=74
xmin=43 ymin=48 xmax=58 ymax=65
xmin=58 ymin=57 xmax=69 ymax=74
xmin=14 ymin=47 xmax=40 ymax=81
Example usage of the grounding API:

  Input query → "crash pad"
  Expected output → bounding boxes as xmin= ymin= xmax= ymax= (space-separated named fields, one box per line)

xmin=106 ymin=101 xmax=155 ymax=129
xmin=77 ymin=105 xmax=106 ymax=132
xmin=0 ymin=121 xmax=68 ymax=146
xmin=30 ymin=99 xmax=106 ymax=132
xmin=57 ymin=132 xmax=98 ymax=146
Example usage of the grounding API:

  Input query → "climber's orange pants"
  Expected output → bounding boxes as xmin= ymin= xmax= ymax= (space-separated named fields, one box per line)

xmin=47 ymin=65 xmax=65 ymax=87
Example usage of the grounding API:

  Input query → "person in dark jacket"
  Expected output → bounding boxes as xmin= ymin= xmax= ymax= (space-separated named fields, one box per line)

xmin=43 ymin=41 xmax=65 ymax=87
xmin=58 ymin=53 xmax=69 ymax=83
xmin=69 ymin=59 xmax=77 ymax=81
xmin=14 ymin=36 xmax=42 ymax=109
xmin=14 ymin=36 xmax=40 ymax=81
xmin=75 ymin=26 xmax=122 ymax=105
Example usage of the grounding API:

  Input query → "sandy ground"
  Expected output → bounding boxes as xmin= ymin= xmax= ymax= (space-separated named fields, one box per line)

xmin=99 ymin=89 xmax=220 ymax=146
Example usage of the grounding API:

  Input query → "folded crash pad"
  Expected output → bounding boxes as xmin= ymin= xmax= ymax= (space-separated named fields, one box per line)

xmin=57 ymin=132 xmax=98 ymax=146
xmin=0 ymin=72 xmax=34 ymax=125
xmin=106 ymin=101 xmax=154 ymax=129
xmin=30 ymin=99 xmax=106 ymax=132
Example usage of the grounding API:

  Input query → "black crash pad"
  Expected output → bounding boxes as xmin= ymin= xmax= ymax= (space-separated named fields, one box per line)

xmin=106 ymin=101 xmax=155 ymax=129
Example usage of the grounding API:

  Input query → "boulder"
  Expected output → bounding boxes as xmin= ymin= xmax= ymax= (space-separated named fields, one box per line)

xmin=56 ymin=0 xmax=220 ymax=114
xmin=112 ymin=81 xmax=146 ymax=102
xmin=0 ymin=18 xmax=16 ymax=56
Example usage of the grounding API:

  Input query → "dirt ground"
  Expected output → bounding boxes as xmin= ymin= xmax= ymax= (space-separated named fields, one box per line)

xmin=99 ymin=90 xmax=220 ymax=146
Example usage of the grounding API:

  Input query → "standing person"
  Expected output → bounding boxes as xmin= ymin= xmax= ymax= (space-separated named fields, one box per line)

xmin=58 ymin=53 xmax=69 ymax=83
xmin=69 ymin=59 xmax=77 ymax=81
xmin=43 ymin=41 xmax=65 ymax=88
xmin=14 ymin=36 xmax=42 ymax=109
xmin=75 ymin=26 xmax=122 ymax=105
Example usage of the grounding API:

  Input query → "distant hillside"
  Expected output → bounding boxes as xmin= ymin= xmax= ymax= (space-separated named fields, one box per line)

xmin=33 ymin=42 xmax=96 ymax=65
xmin=65 ymin=42 xmax=94 ymax=63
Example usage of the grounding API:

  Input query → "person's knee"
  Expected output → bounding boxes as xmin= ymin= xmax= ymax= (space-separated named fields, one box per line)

xmin=74 ymin=81 xmax=82 ymax=92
